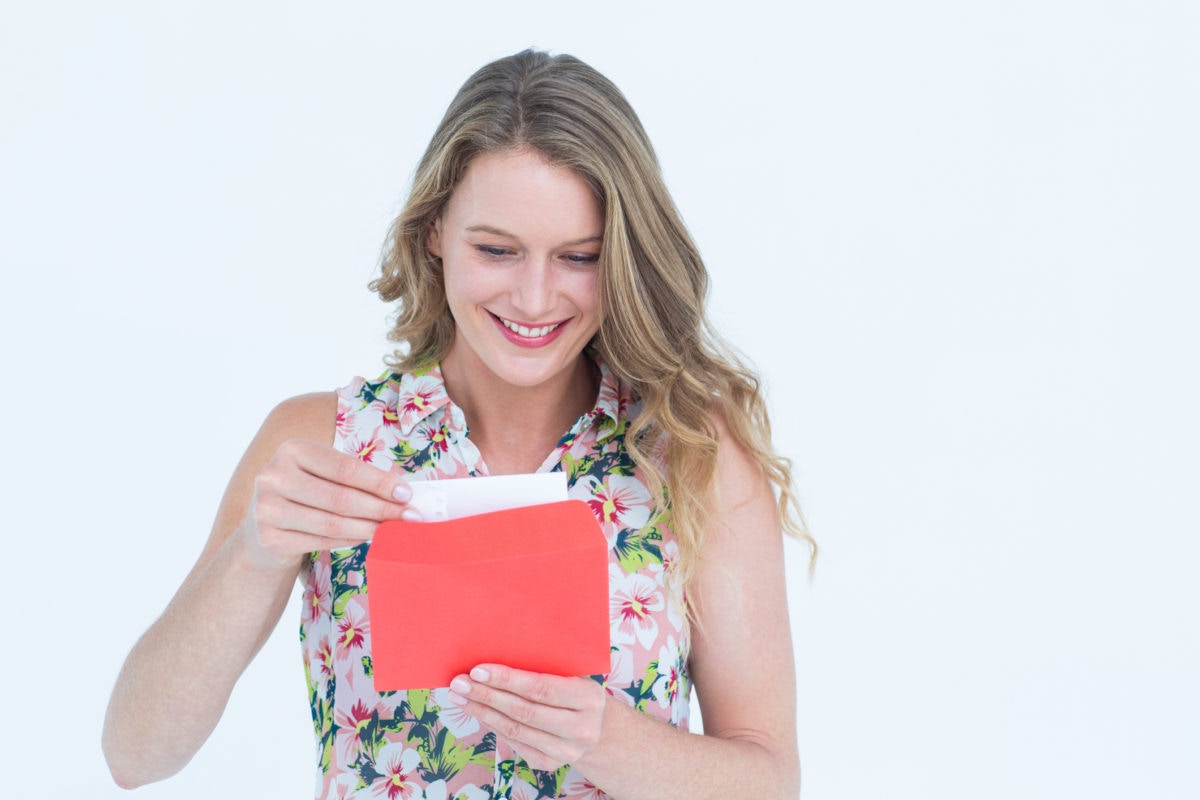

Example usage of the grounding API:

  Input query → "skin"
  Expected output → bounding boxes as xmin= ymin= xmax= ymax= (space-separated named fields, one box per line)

xmin=102 ymin=149 xmax=800 ymax=798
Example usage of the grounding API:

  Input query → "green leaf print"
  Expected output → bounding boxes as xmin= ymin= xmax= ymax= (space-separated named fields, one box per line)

xmin=409 ymin=443 xmax=437 ymax=470
xmin=318 ymin=731 xmax=334 ymax=774
xmin=614 ymin=537 xmax=648 ymax=572
xmin=468 ymin=733 xmax=498 ymax=768
xmin=560 ymin=451 xmax=594 ymax=484
xmin=357 ymin=375 xmax=393 ymax=408
xmin=406 ymin=688 xmax=431 ymax=720
xmin=494 ymin=758 xmax=517 ymax=796
xmin=596 ymin=416 xmax=617 ymax=441
xmin=531 ymin=764 xmax=572 ymax=797
xmin=515 ymin=761 xmax=539 ymax=788
xmin=419 ymin=726 xmax=473 ymax=782
xmin=623 ymin=661 xmax=661 ymax=713
xmin=389 ymin=440 xmax=418 ymax=462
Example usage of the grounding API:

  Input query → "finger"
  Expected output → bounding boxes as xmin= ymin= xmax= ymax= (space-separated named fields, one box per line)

xmin=280 ymin=440 xmax=414 ymax=503
xmin=449 ymin=674 xmax=576 ymax=735
xmin=448 ymin=668 xmax=604 ymax=767
xmin=468 ymin=665 xmax=599 ymax=712
xmin=257 ymin=498 xmax=383 ymax=544
xmin=446 ymin=690 xmax=577 ymax=767
xmin=498 ymin=740 xmax=559 ymax=774
xmin=271 ymin=468 xmax=412 ymax=523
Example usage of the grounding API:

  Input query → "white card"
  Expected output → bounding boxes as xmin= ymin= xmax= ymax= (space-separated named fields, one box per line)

xmin=405 ymin=472 xmax=568 ymax=522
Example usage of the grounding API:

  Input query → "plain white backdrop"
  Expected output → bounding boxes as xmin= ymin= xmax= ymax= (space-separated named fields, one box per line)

xmin=2 ymin=2 xmax=1197 ymax=798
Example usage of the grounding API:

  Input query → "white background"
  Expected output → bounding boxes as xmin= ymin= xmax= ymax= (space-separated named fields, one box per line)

xmin=2 ymin=2 xmax=1197 ymax=798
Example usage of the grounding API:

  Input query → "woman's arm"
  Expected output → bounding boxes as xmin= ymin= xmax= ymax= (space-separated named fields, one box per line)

xmin=449 ymin=414 xmax=801 ymax=799
xmin=101 ymin=393 xmax=416 ymax=788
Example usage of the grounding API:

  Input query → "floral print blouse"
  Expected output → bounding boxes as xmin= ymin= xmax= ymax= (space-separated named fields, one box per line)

xmin=300 ymin=356 xmax=690 ymax=800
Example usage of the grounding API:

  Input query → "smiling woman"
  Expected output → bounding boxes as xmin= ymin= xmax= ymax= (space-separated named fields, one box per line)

xmin=101 ymin=49 xmax=814 ymax=800
xmin=429 ymin=149 xmax=605 ymax=429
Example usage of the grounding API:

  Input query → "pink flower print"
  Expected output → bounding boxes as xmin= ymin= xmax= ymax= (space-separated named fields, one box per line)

xmin=651 ymin=636 xmax=684 ymax=718
xmin=303 ymin=560 xmax=332 ymax=624
xmin=507 ymin=778 xmax=540 ymax=800
xmin=609 ymin=565 xmax=665 ymax=649
xmin=380 ymin=404 xmax=401 ymax=429
xmin=563 ymin=774 xmax=607 ymax=800
xmin=431 ymin=688 xmax=480 ymax=737
xmin=314 ymin=637 xmax=334 ymax=679
xmin=585 ymin=475 xmax=651 ymax=541
xmin=335 ymin=404 xmax=355 ymax=439
xmin=335 ymin=699 xmax=375 ymax=732
xmin=649 ymin=540 xmax=685 ymax=633
xmin=601 ymin=645 xmax=634 ymax=699
xmin=371 ymin=742 xmax=422 ymax=799
xmin=410 ymin=420 xmax=451 ymax=456
xmin=397 ymin=374 xmax=445 ymax=430
xmin=335 ymin=606 xmax=369 ymax=658
xmin=650 ymin=539 xmax=679 ymax=578
xmin=324 ymin=771 xmax=360 ymax=800
xmin=347 ymin=429 xmax=389 ymax=467
xmin=445 ymin=784 xmax=490 ymax=800
xmin=334 ymin=699 xmax=376 ymax=766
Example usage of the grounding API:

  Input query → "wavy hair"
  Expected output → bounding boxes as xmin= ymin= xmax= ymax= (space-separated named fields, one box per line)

xmin=371 ymin=50 xmax=814 ymax=621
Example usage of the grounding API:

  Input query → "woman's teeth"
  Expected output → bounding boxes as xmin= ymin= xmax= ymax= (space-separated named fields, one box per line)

xmin=501 ymin=318 xmax=560 ymax=338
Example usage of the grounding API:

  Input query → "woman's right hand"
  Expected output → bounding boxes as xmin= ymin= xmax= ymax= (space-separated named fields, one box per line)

xmin=236 ymin=439 xmax=418 ymax=572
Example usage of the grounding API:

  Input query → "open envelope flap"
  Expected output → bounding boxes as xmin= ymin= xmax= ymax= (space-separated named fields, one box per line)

xmin=370 ymin=499 xmax=603 ymax=562
xmin=365 ymin=499 xmax=611 ymax=690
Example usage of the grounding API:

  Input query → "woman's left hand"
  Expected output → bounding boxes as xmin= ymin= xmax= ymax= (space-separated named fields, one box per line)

xmin=447 ymin=665 xmax=608 ymax=772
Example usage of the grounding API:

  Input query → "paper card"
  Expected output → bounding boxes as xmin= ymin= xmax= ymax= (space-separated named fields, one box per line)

xmin=405 ymin=472 xmax=567 ymax=521
xmin=365 ymin=499 xmax=611 ymax=691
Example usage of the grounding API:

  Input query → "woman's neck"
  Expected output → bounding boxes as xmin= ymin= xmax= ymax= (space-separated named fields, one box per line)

xmin=439 ymin=347 xmax=599 ymax=475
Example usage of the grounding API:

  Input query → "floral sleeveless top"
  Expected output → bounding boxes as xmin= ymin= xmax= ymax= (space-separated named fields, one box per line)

xmin=300 ymin=357 xmax=690 ymax=800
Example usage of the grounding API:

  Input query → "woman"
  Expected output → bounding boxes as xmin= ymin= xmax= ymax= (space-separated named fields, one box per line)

xmin=103 ymin=49 xmax=812 ymax=799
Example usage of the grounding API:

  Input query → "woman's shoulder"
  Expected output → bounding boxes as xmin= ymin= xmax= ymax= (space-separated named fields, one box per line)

xmin=703 ymin=403 xmax=771 ymax=512
xmin=264 ymin=365 xmax=430 ymax=447
xmin=258 ymin=391 xmax=339 ymax=446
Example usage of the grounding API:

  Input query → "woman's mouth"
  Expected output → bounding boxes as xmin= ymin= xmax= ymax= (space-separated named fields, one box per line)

xmin=498 ymin=317 xmax=564 ymax=338
xmin=491 ymin=313 xmax=571 ymax=347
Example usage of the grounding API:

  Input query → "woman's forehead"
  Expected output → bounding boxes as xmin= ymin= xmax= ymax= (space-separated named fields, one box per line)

xmin=445 ymin=150 xmax=603 ymax=241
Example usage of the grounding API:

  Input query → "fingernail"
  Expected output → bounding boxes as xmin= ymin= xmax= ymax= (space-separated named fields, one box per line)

xmin=450 ymin=677 xmax=471 ymax=694
xmin=392 ymin=484 xmax=413 ymax=503
xmin=401 ymin=508 xmax=423 ymax=522
xmin=446 ymin=690 xmax=466 ymax=706
xmin=470 ymin=667 xmax=490 ymax=682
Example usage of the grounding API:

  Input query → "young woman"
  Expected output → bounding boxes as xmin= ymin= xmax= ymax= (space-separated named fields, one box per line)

xmin=103 ymin=49 xmax=812 ymax=800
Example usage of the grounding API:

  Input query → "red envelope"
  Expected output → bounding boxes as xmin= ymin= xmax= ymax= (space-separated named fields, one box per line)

xmin=365 ymin=499 xmax=611 ymax=690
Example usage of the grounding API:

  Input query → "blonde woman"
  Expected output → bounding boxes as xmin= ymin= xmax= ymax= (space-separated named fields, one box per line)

xmin=103 ymin=49 xmax=812 ymax=800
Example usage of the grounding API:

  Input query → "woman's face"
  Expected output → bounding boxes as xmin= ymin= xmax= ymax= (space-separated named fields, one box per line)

xmin=429 ymin=148 xmax=603 ymax=393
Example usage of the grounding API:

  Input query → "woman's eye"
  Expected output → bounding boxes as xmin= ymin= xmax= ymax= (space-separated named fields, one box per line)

xmin=475 ymin=245 xmax=512 ymax=258
xmin=564 ymin=253 xmax=600 ymax=265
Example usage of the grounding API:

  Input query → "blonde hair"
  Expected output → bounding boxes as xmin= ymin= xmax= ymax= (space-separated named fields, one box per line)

xmin=371 ymin=50 xmax=814 ymax=618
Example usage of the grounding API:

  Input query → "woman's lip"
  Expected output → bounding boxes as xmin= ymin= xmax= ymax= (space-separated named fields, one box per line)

xmin=489 ymin=312 xmax=571 ymax=348
xmin=490 ymin=312 xmax=571 ymax=336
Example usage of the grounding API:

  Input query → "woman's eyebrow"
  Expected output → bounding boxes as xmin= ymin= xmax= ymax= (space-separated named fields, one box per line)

xmin=465 ymin=224 xmax=602 ymax=247
xmin=465 ymin=224 xmax=516 ymax=238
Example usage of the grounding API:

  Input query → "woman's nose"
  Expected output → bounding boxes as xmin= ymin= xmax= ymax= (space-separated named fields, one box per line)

xmin=511 ymin=258 xmax=556 ymax=317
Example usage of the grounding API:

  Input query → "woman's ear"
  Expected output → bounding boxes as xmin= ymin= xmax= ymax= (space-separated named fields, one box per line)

xmin=426 ymin=218 xmax=443 ymax=259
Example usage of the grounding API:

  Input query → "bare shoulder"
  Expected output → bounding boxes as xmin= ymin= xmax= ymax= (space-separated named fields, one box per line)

xmin=256 ymin=391 xmax=339 ymax=447
xmin=705 ymin=406 xmax=773 ymax=518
